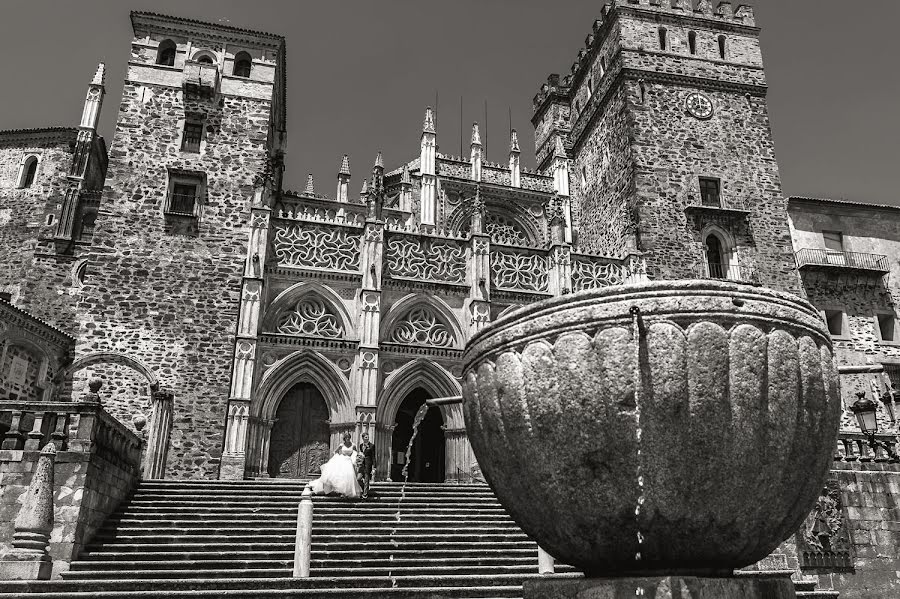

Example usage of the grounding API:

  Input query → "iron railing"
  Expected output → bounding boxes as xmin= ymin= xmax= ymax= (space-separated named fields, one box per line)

xmin=694 ymin=263 xmax=755 ymax=283
xmin=795 ymin=248 xmax=889 ymax=272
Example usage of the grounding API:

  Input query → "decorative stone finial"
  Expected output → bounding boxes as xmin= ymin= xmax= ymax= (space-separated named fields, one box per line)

xmin=82 ymin=378 xmax=103 ymax=404
xmin=304 ymin=174 xmax=315 ymax=194
xmin=374 ymin=151 xmax=384 ymax=169
xmin=716 ymin=1 xmax=734 ymax=18
xmin=339 ymin=154 xmax=351 ymax=176
xmin=0 ymin=443 xmax=56 ymax=580
xmin=734 ymin=4 xmax=755 ymax=25
xmin=401 ymin=164 xmax=411 ymax=185
xmin=132 ymin=414 xmax=147 ymax=432
xmin=554 ymin=135 xmax=567 ymax=158
xmin=360 ymin=179 xmax=368 ymax=196
xmin=88 ymin=378 xmax=103 ymax=393
xmin=423 ymin=106 xmax=436 ymax=134
xmin=510 ymin=129 xmax=520 ymax=153
xmin=91 ymin=62 xmax=106 ymax=87
xmin=471 ymin=123 xmax=482 ymax=146
xmin=696 ymin=0 xmax=713 ymax=15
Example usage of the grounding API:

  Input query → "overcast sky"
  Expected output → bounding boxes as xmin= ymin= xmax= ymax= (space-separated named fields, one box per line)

xmin=1 ymin=1 xmax=897 ymax=205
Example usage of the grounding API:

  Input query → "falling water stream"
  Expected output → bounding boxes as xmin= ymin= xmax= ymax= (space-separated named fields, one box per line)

xmin=387 ymin=403 xmax=431 ymax=588
xmin=630 ymin=306 xmax=648 ymax=575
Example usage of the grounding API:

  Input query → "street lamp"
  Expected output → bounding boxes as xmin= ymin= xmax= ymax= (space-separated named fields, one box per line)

xmin=850 ymin=391 xmax=899 ymax=460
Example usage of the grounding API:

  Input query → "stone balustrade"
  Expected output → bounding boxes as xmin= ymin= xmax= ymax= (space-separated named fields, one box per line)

xmin=834 ymin=431 xmax=900 ymax=463
xmin=0 ymin=400 xmax=143 ymax=470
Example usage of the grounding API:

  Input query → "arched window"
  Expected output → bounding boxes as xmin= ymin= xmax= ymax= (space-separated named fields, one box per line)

xmin=705 ymin=233 xmax=728 ymax=279
xmin=233 ymin=52 xmax=252 ymax=77
xmin=688 ymin=31 xmax=697 ymax=55
xmin=658 ymin=28 xmax=668 ymax=51
xmin=194 ymin=52 xmax=215 ymax=65
xmin=157 ymin=40 xmax=176 ymax=66
xmin=20 ymin=156 xmax=38 ymax=188
xmin=718 ymin=35 xmax=727 ymax=59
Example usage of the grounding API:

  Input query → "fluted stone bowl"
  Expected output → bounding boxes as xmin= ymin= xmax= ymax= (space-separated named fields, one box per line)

xmin=461 ymin=280 xmax=841 ymax=576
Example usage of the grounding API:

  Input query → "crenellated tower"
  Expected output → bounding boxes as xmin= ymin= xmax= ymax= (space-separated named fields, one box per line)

xmin=533 ymin=0 xmax=802 ymax=294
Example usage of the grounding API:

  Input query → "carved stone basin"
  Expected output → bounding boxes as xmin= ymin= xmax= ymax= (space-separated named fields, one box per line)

xmin=461 ymin=280 xmax=841 ymax=576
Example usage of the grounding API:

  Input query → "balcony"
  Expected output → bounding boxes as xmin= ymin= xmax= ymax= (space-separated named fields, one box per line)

xmin=693 ymin=263 xmax=757 ymax=284
xmin=795 ymin=248 xmax=890 ymax=275
xmin=683 ymin=195 xmax=751 ymax=220
xmin=182 ymin=60 xmax=219 ymax=98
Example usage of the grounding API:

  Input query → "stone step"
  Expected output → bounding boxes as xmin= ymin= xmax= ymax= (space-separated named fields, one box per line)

xmin=0 ymin=573 xmax=580 ymax=593
xmin=67 ymin=556 xmax=547 ymax=571
xmin=96 ymin=525 xmax=523 ymax=536
xmin=131 ymin=486 xmax=497 ymax=496
xmin=77 ymin=548 xmax=542 ymax=562
xmin=62 ymin=564 xmax=559 ymax=580
xmin=121 ymin=498 xmax=504 ymax=509
xmin=102 ymin=516 xmax=518 ymax=528
xmin=88 ymin=532 xmax=531 ymax=545
xmin=85 ymin=540 xmax=537 ymax=554
xmin=0 ymin=585 xmax=525 ymax=599
xmin=116 ymin=502 xmax=506 ymax=512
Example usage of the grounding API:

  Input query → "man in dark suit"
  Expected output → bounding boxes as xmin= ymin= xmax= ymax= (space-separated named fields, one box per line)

xmin=358 ymin=432 xmax=376 ymax=499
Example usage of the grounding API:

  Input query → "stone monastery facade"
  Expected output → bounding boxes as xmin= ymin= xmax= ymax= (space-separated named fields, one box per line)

xmin=0 ymin=3 xmax=898 ymax=502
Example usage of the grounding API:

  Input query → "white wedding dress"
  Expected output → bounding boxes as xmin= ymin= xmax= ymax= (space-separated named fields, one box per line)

xmin=309 ymin=443 xmax=362 ymax=498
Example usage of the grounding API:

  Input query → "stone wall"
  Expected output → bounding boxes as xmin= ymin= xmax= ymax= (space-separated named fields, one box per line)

xmin=76 ymin=77 xmax=272 ymax=478
xmin=0 ymin=132 xmax=82 ymax=330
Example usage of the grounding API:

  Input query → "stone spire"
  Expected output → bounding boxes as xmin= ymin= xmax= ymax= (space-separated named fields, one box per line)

xmin=509 ymin=129 xmax=521 ymax=188
xmin=400 ymin=164 xmax=412 ymax=212
xmin=420 ymin=107 xmax=437 ymax=226
xmin=470 ymin=123 xmax=483 ymax=182
xmin=374 ymin=151 xmax=384 ymax=170
xmin=305 ymin=173 xmax=315 ymax=194
xmin=423 ymin=106 xmax=436 ymax=134
xmin=91 ymin=62 xmax=106 ymax=86
xmin=336 ymin=155 xmax=351 ymax=202
xmin=71 ymin=62 xmax=107 ymax=178
xmin=551 ymin=134 xmax=571 ymax=243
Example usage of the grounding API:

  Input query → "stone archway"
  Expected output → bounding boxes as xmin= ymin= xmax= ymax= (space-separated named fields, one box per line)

xmin=389 ymin=387 xmax=445 ymax=483
xmin=267 ymin=382 xmax=331 ymax=479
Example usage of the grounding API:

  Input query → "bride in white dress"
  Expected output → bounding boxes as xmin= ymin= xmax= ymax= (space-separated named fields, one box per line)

xmin=309 ymin=433 xmax=362 ymax=498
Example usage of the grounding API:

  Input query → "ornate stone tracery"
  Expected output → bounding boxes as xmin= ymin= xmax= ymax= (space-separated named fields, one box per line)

xmin=275 ymin=297 xmax=344 ymax=338
xmin=272 ymin=224 xmax=360 ymax=271
xmin=490 ymin=249 xmax=549 ymax=292
xmin=571 ymin=257 xmax=628 ymax=291
xmin=385 ymin=235 xmax=466 ymax=284
xmin=388 ymin=306 xmax=455 ymax=347
xmin=485 ymin=213 xmax=530 ymax=246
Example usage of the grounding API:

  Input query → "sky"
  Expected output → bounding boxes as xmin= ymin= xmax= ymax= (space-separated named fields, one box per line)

xmin=1 ymin=0 xmax=898 ymax=205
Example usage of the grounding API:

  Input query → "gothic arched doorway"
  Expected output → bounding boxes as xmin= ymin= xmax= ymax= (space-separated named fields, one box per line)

xmin=390 ymin=388 xmax=445 ymax=483
xmin=268 ymin=383 xmax=330 ymax=479
xmin=705 ymin=233 xmax=727 ymax=279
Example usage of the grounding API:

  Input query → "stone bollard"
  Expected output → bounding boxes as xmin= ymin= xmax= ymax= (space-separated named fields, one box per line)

xmin=0 ymin=443 xmax=56 ymax=580
xmin=292 ymin=485 xmax=313 ymax=578
xmin=538 ymin=546 xmax=555 ymax=574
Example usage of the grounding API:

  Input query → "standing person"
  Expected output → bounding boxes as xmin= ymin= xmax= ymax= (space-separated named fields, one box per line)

xmin=309 ymin=433 xmax=361 ymax=499
xmin=358 ymin=432 xmax=376 ymax=498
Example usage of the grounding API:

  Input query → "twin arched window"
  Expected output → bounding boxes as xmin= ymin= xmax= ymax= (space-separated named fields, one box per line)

xmin=233 ymin=52 xmax=252 ymax=77
xmin=157 ymin=40 xmax=176 ymax=66
xmin=19 ymin=156 xmax=38 ymax=189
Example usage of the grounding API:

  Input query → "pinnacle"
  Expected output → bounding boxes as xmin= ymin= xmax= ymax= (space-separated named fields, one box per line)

xmin=339 ymin=154 xmax=351 ymax=176
xmin=304 ymin=173 xmax=314 ymax=194
xmin=510 ymin=129 xmax=520 ymax=153
xmin=401 ymin=163 xmax=411 ymax=184
xmin=423 ymin=106 xmax=435 ymax=134
xmin=374 ymin=151 xmax=383 ymax=169
xmin=360 ymin=179 xmax=368 ymax=195
xmin=554 ymin=135 xmax=566 ymax=158
xmin=91 ymin=62 xmax=106 ymax=87
xmin=471 ymin=123 xmax=481 ymax=146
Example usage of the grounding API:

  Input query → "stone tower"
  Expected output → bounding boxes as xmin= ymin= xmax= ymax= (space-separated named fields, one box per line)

xmin=77 ymin=12 xmax=286 ymax=478
xmin=533 ymin=0 xmax=802 ymax=294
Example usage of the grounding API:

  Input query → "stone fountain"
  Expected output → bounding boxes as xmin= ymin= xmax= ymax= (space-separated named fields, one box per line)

xmin=461 ymin=280 xmax=842 ymax=598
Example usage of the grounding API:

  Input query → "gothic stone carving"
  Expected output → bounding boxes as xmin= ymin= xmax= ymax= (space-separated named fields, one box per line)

xmin=796 ymin=479 xmax=853 ymax=573
xmin=490 ymin=249 xmax=549 ymax=293
xmin=486 ymin=212 xmax=530 ymax=246
xmin=276 ymin=297 xmax=344 ymax=338
xmin=388 ymin=306 xmax=454 ymax=348
xmin=571 ymin=257 xmax=628 ymax=291
xmin=385 ymin=235 xmax=466 ymax=284
xmin=273 ymin=224 xmax=361 ymax=271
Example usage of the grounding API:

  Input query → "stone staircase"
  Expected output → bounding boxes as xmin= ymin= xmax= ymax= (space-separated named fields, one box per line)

xmin=0 ymin=479 xmax=578 ymax=598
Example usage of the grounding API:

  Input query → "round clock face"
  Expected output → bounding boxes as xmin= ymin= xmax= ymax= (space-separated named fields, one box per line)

xmin=686 ymin=93 xmax=714 ymax=120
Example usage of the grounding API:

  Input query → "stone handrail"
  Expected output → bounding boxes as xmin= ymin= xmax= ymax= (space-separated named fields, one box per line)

xmin=834 ymin=431 xmax=899 ymax=463
xmin=0 ymin=400 xmax=143 ymax=470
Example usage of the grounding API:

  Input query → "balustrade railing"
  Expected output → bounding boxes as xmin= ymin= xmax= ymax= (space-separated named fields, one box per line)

xmin=834 ymin=432 xmax=899 ymax=463
xmin=795 ymin=248 xmax=890 ymax=273
xmin=0 ymin=401 xmax=143 ymax=469
xmin=693 ymin=263 xmax=756 ymax=283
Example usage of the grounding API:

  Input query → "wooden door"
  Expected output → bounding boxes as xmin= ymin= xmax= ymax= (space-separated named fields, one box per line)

xmin=268 ymin=384 xmax=330 ymax=479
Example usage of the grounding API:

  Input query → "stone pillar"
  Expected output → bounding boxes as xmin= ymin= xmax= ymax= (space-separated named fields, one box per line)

xmin=548 ymin=209 xmax=573 ymax=297
xmin=551 ymin=136 xmax=572 ymax=244
xmin=143 ymin=389 xmax=174 ymax=479
xmin=221 ymin=198 xmax=270 ymax=480
xmin=0 ymin=443 xmax=56 ymax=580
xmin=467 ymin=193 xmax=492 ymax=337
